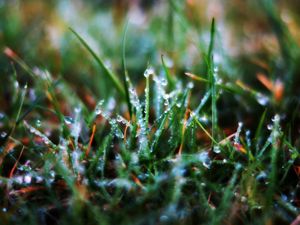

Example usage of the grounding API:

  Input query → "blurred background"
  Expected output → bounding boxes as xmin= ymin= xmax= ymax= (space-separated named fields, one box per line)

xmin=0 ymin=0 xmax=300 ymax=128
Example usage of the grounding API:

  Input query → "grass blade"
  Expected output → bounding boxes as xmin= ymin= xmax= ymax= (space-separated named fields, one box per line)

xmin=207 ymin=18 xmax=217 ymax=142
xmin=70 ymin=28 xmax=125 ymax=97
xmin=122 ymin=21 xmax=133 ymax=118
xmin=161 ymin=55 xmax=175 ymax=89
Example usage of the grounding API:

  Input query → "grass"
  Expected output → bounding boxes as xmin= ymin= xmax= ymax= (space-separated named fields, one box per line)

xmin=1 ymin=1 xmax=300 ymax=225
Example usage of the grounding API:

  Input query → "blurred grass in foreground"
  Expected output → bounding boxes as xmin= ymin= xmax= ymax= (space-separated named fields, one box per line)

xmin=1 ymin=0 xmax=300 ymax=224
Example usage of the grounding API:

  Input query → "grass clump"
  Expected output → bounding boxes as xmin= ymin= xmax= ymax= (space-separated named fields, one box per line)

xmin=1 ymin=1 xmax=300 ymax=225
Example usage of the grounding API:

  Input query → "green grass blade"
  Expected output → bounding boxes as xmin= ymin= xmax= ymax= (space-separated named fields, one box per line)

xmin=161 ymin=55 xmax=175 ymax=89
xmin=207 ymin=18 xmax=217 ymax=142
xmin=69 ymin=28 xmax=125 ymax=97
xmin=254 ymin=108 xmax=267 ymax=152
xmin=145 ymin=73 xmax=150 ymax=128
xmin=193 ymin=114 xmax=218 ymax=145
xmin=121 ymin=21 xmax=132 ymax=118
xmin=208 ymin=18 xmax=215 ymax=60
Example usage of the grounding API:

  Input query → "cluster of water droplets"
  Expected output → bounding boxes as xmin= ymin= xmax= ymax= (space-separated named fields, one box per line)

xmin=153 ymin=74 xmax=168 ymax=117
xmin=144 ymin=67 xmax=155 ymax=78
xmin=116 ymin=115 xmax=130 ymax=126
xmin=71 ymin=107 xmax=82 ymax=148
xmin=94 ymin=99 xmax=124 ymax=139
xmin=127 ymin=81 xmax=149 ymax=151
xmin=23 ymin=121 xmax=55 ymax=147
xmin=94 ymin=178 xmax=133 ymax=191
xmin=234 ymin=122 xmax=243 ymax=145
xmin=246 ymin=130 xmax=251 ymax=147
xmin=271 ymin=114 xmax=281 ymax=139
xmin=71 ymin=149 xmax=85 ymax=174
xmin=213 ymin=66 xmax=223 ymax=86
xmin=32 ymin=67 xmax=52 ymax=81
xmin=11 ymin=172 xmax=45 ymax=187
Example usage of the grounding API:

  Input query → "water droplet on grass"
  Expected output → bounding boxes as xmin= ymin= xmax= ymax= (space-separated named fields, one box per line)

xmin=234 ymin=122 xmax=243 ymax=144
xmin=14 ymin=176 xmax=23 ymax=184
xmin=161 ymin=78 xmax=168 ymax=87
xmin=256 ymin=171 xmax=267 ymax=183
xmin=2 ymin=208 xmax=7 ymax=212
xmin=0 ymin=112 xmax=5 ymax=120
xmin=95 ymin=100 xmax=106 ymax=114
xmin=241 ymin=196 xmax=247 ymax=203
xmin=23 ymin=121 xmax=54 ymax=146
xmin=256 ymin=93 xmax=269 ymax=106
xmin=64 ymin=116 xmax=74 ymax=125
xmin=29 ymin=89 xmax=37 ymax=101
xmin=35 ymin=176 xmax=43 ymax=183
xmin=0 ymin=131 xmax=7 ymax=138
xmin=159 ymin=215 xmax=169 ymax=223
xmin=198 ymin=151 xmax=211 ymax=169
xmin=35 ymin=120 xmax=41 ymax=127
xmin=187 ymin=82 xmax=194 ymax=89
xmin=199 ymin=115 xmax=208 ymax=123
xmin=144 ymin=67 xmax=154 ymax=78
xmin=213 ymin=146 xmax=221 ymax=154
xmin=176 ymin=103 xmax=182 ymax=108
xmin=116 ymin=115 xmax=129 ymax=126
xmin=272 ymin=114 xmax=280 ymax=123
xmin=213 ymin=66 xmax=219 ymax=73
xmin=24 ymin=175 xmax=32 ymax=184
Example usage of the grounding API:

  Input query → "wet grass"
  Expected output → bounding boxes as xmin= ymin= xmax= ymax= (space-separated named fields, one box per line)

xmin=1 ymin=1 xmax=300 ymax=225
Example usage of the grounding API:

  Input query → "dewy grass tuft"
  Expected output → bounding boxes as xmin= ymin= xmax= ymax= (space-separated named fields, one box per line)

xmin=1 ymin=1 xmax=300 ymax=225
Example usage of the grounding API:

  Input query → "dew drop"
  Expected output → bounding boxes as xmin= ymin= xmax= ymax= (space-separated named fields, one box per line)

xmin=176 ymin=103 xmax=182 ymax=108
xmin=198 ymin=151 xmax=211 ymax=169
xmin=241 ymin=196 xmax=247 ymax=203
xmin=187 ymin=82 xmax=194 ymax=89
xmin=29 ymin=89 xmax=37 ymax=101
xmin=74 ymin=107 xmax=81 ymax=113
xmin=256 ymin=171 xmax=267 ymax=182
xmin=24 ymin=174 xmax=32 ymax=184
xmin=95 ymin=100 xmax=105 ymax=115
xmin=213 ymin=66 xmax=219 ymax=73
xmin=161 ymin=78 xmax=167 ymax=87
xmin=35 ymin=120 xmax=41 ymax=127
xmin=163 ymin=93 xmax=170 ymax=100
xmin=49 ymin=170 xmax=55 ymax=183
xmin=0 ymin=112 xmax=4 ymax=120
xmin=107 ymin=98 xmax=116 ymax=111
xmin=14 ymin=81 xmax=19 ymax=89
xmin=272 ymin=114 xmax=280 ymax=123
xmin=267 ymin=124 xmax=273 ymax=130
xmin=213 ymin=146 xmax=221 ymax=154
xmin=64 ymin=116 xmax=74 ymax=125
xmin=235 ymin=163 xmax=242 ymax=170
xmin=144 ymin=67 xmax=154 ymax=78
xmin=0 ymin=131 xmax=7 ymax=138
xmin=256 ymin=93 xmax=269 ymax=106
xmin=199 ymin=115 xmax=208 ymax=123
xmin=35 ymin=176 xmax=43 ymax=183
xmin=14 ymin=176 xmax=23 ymax=184
xmin=160 ymin=215 xmax=169 ymax=223
xmin=116 ymin=115 xmax=129 ymax=126
xmin=234 ymin=122 xmax=243 ymax=144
